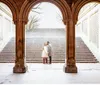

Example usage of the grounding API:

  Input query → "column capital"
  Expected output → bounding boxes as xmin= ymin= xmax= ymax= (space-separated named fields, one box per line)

xmin=63 ymin=18 xmax=74 ymax=25
xmin=13 ymin=18 xmax=28 ymax=24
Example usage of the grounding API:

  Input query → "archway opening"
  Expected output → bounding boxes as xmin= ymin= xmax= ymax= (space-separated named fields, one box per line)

xmin=25 ymin=2 xmax=66 ymax=64
xmin=76 ymin=2 xmax=100 ymax=63
xmin=0 ymin=2 xmax=15 ymax=63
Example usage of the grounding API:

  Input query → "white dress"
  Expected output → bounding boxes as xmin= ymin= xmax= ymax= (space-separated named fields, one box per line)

xmin=41 ymin=46 xmax=48 ymax=58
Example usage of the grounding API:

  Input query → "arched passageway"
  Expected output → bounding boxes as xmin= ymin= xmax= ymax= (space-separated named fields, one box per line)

xmin=75 ymin=2 xmax=100 ymax=63
xmin=13 ymin=0 xmax=77 ymax=73
xmin=3 ymin=0 xmax=100 ymax=73
xmin=0 ymin=2 xmax=15 ymax=63
xmin=25 ymin=2 xmax=66 ymax=63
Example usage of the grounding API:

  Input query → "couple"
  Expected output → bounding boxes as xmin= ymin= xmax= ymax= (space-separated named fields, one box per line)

xmin=41 ymin=41 xmax=52 ymax=64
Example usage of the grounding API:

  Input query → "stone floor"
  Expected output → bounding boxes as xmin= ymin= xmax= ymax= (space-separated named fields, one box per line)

xmin=0 ymin=63 xmax=100 ymax=84
xmin=0 ymin=29 xmax=98 ymax=63
xmin=0 ymin=29 xmax=99 ymax=84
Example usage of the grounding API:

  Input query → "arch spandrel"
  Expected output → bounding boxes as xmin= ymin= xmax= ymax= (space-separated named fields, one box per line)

xmin=73 ymin=0 xmax=100 ymax=24
xmin=20 ymin=0 xmax=71 ymax=25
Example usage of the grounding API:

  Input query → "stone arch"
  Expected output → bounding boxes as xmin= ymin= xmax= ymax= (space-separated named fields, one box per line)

xmin=0 ymin=0 xmax=18 ymax=23
xmin=13 ymin=0 xmax=78 ymax=73
xmin=73 ymin=0 xmax=100 ymax=24
xmin=20 ymin=0 xmax=71 ymax=24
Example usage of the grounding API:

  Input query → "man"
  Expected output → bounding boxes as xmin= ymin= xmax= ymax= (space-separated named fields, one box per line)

xmin=47 ymin=41 xmax=52 ymax=64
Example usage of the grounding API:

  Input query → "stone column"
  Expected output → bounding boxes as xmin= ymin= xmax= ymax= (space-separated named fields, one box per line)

xmin=13 ymin=19 xmax=27 ymax=73
xmin=64 ymin=19 xmax=77 ymax=73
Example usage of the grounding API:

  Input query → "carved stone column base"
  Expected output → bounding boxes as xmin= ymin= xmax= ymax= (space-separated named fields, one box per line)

xmin=13 ymin=66 xmax=28 ymax=73
xmin=63 ymin=65 xmax=77 ymax=73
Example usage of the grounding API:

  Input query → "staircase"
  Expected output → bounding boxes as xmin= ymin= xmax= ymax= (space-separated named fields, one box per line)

xmin=0 ymin=29 xmax=99 ymax=63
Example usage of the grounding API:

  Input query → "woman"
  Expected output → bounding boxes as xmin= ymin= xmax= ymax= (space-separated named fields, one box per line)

xmin=41 ymin=43 xmax=48 ymax=64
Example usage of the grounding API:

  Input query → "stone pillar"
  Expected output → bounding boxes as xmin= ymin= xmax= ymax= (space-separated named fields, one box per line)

xmin=64 ymin=19 xmax=77 ymax=73
xmin=13 ymin=19 xmax=27 ymax=73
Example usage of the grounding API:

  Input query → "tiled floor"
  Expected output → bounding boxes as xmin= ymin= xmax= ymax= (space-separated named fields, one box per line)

xmin=0 ymin=63 xmax=100 ymax=84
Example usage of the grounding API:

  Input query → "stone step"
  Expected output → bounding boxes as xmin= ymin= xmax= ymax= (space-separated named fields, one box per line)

xmin=0 ymin=30 xmax=99 ymax=63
